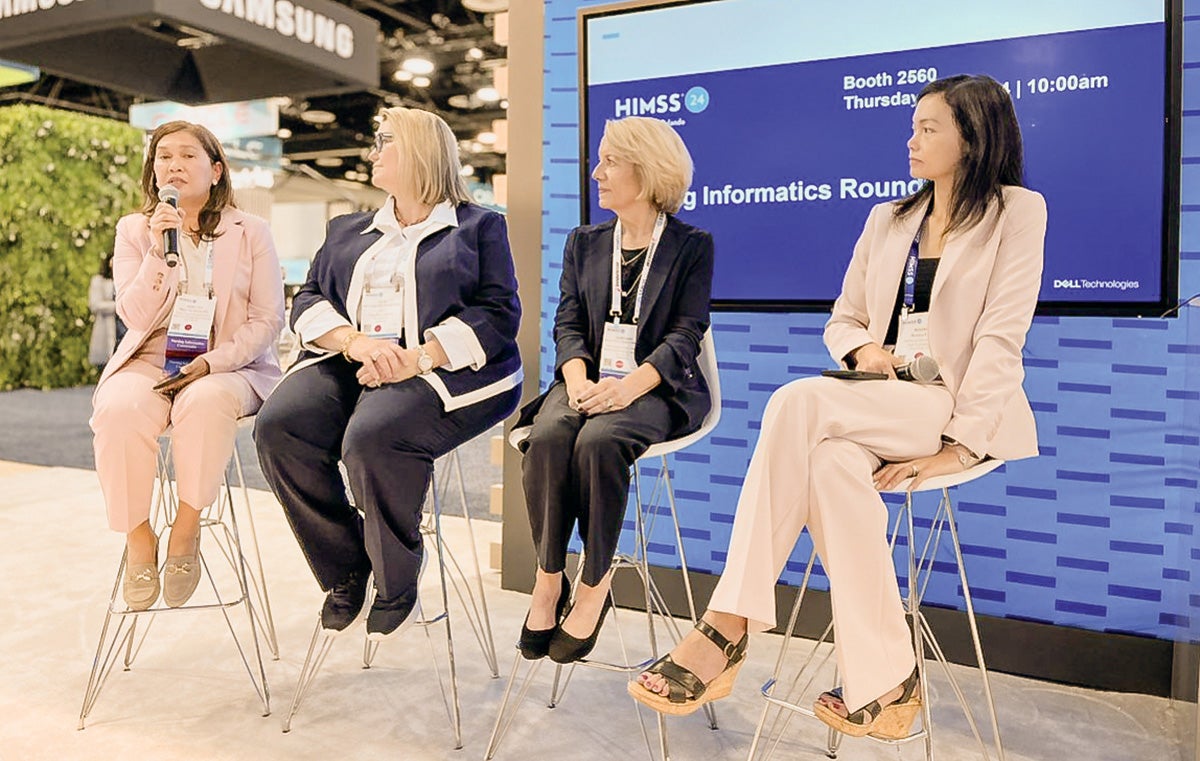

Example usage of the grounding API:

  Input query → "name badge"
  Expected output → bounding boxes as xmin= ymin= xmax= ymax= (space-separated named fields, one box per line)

xmin=360 ymin=289 xmax=404 ymax=342
xmin=599 ymin=321 xmax=637 ymax=378
xmin=164 ymin=293 xmax=216 ymax=374
xmin=894 ymin=311 xmax=932 ymax=364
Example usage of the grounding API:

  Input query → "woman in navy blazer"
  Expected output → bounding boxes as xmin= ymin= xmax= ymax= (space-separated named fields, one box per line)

xmin=254 ymin=108 xmax=521 ymax=640
xmin=513 ymin=117 xmax=713 ymax=663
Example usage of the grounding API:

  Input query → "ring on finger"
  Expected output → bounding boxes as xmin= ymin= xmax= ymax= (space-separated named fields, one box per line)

xmin=910 ymin=465 xmax=919 ymax=477
xmin=370 ymin=351 xmax=382 ymax=361
xmin=605 ymin=398 xmax=614 ymax=410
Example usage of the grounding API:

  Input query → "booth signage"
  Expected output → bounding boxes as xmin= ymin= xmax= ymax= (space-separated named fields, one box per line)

xmin=0 ymin=0 xmax=378 ymax=104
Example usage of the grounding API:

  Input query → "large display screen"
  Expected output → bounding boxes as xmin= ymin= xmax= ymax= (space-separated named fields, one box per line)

xmin=580 ymin=0 xmax=1181 ymax=314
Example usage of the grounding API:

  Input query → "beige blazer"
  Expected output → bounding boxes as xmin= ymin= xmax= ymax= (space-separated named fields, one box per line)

xmin=824 ymin=186 xmax=1047 ymax=461
xmin=97 ymin=208 xmax=285 ymax=402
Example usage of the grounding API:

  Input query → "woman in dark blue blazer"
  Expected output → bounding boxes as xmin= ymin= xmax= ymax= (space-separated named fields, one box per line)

xmin=254 ymin=108 xmax=521 ymax=640
xmin=514 ymin=116 xmax=714 ymax=663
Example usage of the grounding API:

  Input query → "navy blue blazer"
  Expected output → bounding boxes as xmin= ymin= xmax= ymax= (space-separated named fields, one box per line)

xmin=291 ymin=203 xmax=522 ymax=411
xmin=517 ymin=214 xmax=714 ymax=437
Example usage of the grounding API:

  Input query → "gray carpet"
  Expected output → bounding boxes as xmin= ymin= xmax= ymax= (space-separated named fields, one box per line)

xmin=0 ymin=386 xmax=502 ymax=520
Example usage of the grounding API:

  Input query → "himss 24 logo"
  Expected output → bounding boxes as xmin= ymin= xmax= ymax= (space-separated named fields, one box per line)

xmin=613 ymin=86 xmax=710 ymax=118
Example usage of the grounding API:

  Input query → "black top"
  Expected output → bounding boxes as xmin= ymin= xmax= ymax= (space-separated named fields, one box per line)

xmin=618 ymin=246 xmax=648 ymax=323
xmin=883 ymin=257 xmax=940 ymax=346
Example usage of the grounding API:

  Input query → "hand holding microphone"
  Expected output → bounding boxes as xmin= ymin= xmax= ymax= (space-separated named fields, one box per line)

xmin=155 ymin=185 xmax=182 ymax=267
xmin=895 ymin=354 xmax=940 ymax=383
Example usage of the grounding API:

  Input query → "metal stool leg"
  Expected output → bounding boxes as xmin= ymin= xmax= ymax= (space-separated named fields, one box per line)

xmin=229 ymin=444 xmax=280 ymax=659
xmin=433 ymin=450 xmax=500 ymax=677
xmin=80 ymin=439 xmax=270 ymax=727
xmin=750 ymin=483 xmax=1008 ymax=760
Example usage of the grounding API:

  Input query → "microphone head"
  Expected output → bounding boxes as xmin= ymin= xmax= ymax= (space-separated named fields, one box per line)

xmin=158 ymin=185 xmax=180 ymax=205
xmin=909 ymin=354 xmax=940 ymax=383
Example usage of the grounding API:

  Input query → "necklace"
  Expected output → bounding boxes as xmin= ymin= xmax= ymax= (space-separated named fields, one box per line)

xmin=620 ymin=269 xmax=644 ymax=298
xmin=621 ymin=246 xmax=647 ymax=266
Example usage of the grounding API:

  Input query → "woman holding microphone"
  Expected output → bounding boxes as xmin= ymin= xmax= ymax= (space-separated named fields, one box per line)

xmin=631 ymin=75 xmax=1046 ymax=741
xmin=92 ymin=120 xmax=285 ymax=611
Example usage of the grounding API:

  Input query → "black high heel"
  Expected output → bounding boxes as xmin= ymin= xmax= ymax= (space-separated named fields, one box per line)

xmin=518 ymin=574 xmax=570 ymax=660
xmin=548 ymin=595 xmax=613 ymax=664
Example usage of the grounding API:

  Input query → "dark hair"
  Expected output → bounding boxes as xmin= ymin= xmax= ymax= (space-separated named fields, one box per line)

xmin=138 ymin=121 xmax=235 ymax=241
xmin=894 ymin=74 xmax=1024 ymax=234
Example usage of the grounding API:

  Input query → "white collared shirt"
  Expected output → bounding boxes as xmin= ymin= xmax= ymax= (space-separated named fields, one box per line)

xmin=293 ymin=198 xmax=487 ymax=372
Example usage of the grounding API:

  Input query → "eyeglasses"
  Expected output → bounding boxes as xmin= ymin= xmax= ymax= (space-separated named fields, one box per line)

xmin=372 ymin=133 xmax=395 ymax=154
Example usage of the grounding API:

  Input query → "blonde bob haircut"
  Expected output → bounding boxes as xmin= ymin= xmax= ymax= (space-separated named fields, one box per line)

xmin=377 ymin=107 xmax=472 ymax=205
xmin=601 ymin=116 xmax=694 ymax=214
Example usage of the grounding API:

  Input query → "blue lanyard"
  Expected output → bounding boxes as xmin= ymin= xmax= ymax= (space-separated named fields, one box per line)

xmin=903 ymin=207 xmax=934 ymax=315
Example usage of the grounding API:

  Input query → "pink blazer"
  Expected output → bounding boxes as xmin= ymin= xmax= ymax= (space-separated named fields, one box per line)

xmin=824 ymin=186 xmax=1047 ymax=461
xmin=97 ymin=208 xmax=285 ymax=403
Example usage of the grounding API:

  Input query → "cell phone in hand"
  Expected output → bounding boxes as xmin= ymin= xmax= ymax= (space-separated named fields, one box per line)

xmin=821 ymin=369 xmax=890 ymax=381
xmin=152 ymin=370 xmax=187 ymax=392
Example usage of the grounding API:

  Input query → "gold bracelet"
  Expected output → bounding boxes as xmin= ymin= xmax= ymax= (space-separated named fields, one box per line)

xmin=339 ymin=330 xmax=364 ymax=362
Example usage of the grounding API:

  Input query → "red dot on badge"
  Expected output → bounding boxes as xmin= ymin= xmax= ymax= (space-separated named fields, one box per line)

xmin=374 ymin=324 xmax=382 ymax=331
xmin=184 ymin=324 xmax=192 ymax=330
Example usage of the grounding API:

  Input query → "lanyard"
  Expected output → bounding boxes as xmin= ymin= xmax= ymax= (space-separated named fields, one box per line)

xmin=902 ymin=206 xmax=934 ymax=316
xmin=179 ymin=239 xmax=215 ymax=299
xmin=610 ymin=211 xmax=666 ymax=325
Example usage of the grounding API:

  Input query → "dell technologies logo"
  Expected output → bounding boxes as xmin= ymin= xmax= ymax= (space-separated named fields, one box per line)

xmin=614 ymin=86 xmax=710 ymax=118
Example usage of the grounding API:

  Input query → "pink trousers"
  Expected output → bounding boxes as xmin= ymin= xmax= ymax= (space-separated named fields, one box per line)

xmin=91 ymin=359 xmax=259 ymax=534
xmin=707 ymin=376 xmax=954 ymax=713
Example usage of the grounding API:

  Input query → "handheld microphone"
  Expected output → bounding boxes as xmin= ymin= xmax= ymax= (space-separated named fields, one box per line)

xmin=895 ymin=354 xmax=940 ymax=383
xmin=158 ymin=185 xmax=181 ymax=267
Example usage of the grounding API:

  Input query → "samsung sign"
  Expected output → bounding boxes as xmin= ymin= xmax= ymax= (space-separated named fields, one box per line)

xmin=198 ymin=0 xmax=355 ymax=59
xmin=0 ymin=0 xmax=356 ymax=60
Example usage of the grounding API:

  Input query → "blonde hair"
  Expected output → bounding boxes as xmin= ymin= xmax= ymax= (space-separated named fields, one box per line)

xmin=377 ymin=107 xmax=472 ymax=205
xmin=601 ymin=117 xmax=694 ymax=213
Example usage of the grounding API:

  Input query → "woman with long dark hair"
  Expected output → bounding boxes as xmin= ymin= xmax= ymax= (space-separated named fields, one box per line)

xmin=630 ymin=75 xmax=1046 ymax=741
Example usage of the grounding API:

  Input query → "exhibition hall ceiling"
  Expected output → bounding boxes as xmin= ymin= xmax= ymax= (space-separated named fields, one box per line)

xmin=0 ymin=0 xmax=509 ymax=186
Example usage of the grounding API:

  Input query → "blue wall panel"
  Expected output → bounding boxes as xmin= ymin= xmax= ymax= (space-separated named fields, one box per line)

xmin=541 ymin=0 xmax=1200 ymax=642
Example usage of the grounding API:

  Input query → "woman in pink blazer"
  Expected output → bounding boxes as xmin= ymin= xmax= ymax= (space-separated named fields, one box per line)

xmin=91 ymin=121 xmax=285 ymax=611
xmin=631 ymin=75 xmax=1046 ymax=740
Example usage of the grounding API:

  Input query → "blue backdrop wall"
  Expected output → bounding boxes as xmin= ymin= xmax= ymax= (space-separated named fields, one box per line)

xmin=539 ymin=0 xmax=1200 ymax=643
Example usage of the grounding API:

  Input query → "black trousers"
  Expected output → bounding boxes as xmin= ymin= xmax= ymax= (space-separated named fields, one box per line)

xmin=520 ymin=383 xmax=673 ymax=587
xmin=255 ymin=357 xmax=519 ymax=602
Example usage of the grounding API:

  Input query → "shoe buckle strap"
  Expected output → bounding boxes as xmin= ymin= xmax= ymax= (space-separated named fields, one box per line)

xmin=165 ymin=561 xmax=195 ymax=575
xmin=130 ymin=568 xmax=154 ymax=582
xmin=695 ymin=619 xmax=739 ymax=660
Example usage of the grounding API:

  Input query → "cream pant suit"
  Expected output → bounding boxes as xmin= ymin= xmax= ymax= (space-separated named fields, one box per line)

xmin=707 ymin=187 xmax=1047 ymax=713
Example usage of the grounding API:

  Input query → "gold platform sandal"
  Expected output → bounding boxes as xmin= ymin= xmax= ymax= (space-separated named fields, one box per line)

xmin=627 ymin=619 xmax=748 ymax=717
xmin=813 ymin=666 xmax=921 ymax=739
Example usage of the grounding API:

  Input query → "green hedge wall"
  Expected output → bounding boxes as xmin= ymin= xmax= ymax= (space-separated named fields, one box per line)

xmin=0 ymin=104 xmax=143 ymax=390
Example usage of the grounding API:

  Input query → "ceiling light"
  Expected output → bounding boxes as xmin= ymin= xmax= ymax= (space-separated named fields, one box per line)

xmin=276 ymin=128 xmax=292 ymax=139
xmin=448 ymin=94 xmax=472 ymax=109
xmin=460 ymin=165 xmax=476 ymax=177
xmin=470 ymin=141 xmax=484 ymax=153
xmin=300 ymin=109 xmax=336 ymax=125
xmin=475 ymin=86 xmax=500 ymax=103
xmin=401 ymin=56 xmax=435 ymax=75
xmin=344 ymin=170 xmax=358 ymax=180
xmin=412 ymin=75 xmax=431 ymax=88
xmin=500 ymin=99 xmax=509 ymax=110
xmin=392 ymin=69 xmax=414 ymax=82
xmin=466 ymin=47 xmax=484 ymax=61
xmin=315 ymin=157 xmax=343 ymax=167
xmin=477 ymin=131 xmax=497 ymax=145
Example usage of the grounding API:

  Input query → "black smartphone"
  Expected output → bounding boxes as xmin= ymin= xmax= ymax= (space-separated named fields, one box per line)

xmin=152 ymin=370 xmax=187 ymax=392
xmin=821 ymin=369 xmax=889 ymax=381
